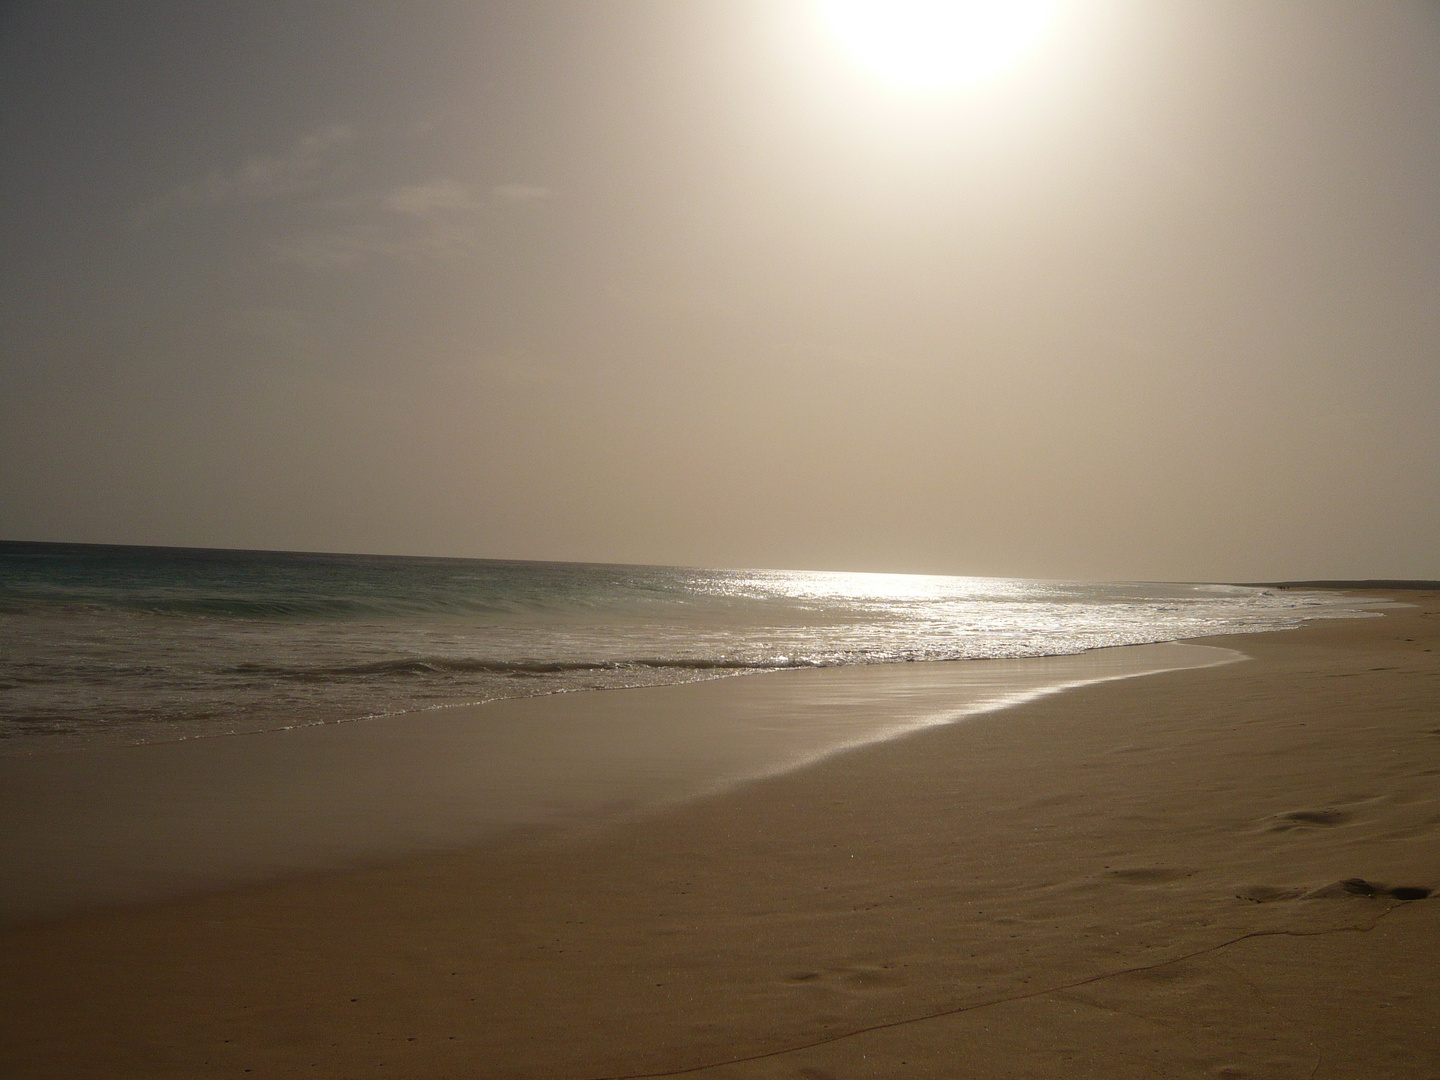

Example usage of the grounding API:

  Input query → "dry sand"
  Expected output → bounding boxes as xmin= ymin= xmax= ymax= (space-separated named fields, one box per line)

xmin=2 ymin=590 xmax=1437 ymax=1078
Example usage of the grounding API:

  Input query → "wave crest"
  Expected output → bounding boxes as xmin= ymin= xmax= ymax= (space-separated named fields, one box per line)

xmin=231 ymin=654 xmax=834 ymax=682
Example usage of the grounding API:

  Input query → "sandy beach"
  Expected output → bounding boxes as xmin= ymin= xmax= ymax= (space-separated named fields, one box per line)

xmin=2 ymin=589 xmax=1437 ymax=1078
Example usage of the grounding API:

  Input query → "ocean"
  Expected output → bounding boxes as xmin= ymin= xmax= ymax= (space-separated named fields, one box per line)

xmin=0 ymin=541 xmax=1360 ymax=756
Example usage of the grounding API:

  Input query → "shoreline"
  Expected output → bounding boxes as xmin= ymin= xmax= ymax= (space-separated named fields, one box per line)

xmin=3 ymin=589 xmax=1437 ymax=1076
xmin=1 ymin=640 xmax=1237 ymax=926
xmin=0 ymin=574 xmax=1369 ymax=762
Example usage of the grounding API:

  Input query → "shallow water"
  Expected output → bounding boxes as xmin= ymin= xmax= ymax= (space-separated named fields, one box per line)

xmin=0 ymin=542 xmax=1361 ymax=753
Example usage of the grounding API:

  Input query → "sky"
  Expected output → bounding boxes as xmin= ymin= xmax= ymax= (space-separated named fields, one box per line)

xmin=1 ymin=1 xmax=1438 ymax=582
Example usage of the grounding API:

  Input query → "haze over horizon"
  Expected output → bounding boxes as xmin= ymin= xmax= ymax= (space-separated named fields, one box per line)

xmin=3 ymin=1 xmax=1438 ymax=582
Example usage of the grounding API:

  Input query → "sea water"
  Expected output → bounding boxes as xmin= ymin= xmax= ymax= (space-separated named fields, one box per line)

xmin=0 ymin=541 xmax=1360 ymax=755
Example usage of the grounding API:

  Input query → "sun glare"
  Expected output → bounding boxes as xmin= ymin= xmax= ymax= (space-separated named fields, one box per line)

xmin=817 ymin=0 xmax=1063 ymax=91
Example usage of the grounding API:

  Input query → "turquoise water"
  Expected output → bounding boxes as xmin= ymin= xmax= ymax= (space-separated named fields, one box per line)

xmin=0 ymin=541 xmax=1355 ymax=752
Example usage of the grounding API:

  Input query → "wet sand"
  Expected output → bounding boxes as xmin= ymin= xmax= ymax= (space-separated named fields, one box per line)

xmin=0 ymin=641 xmax=1232 ymax=925
xmin=2 ymin=591 xmax=1438 ymax=1077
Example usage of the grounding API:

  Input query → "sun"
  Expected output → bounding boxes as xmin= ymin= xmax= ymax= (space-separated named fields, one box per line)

xmin=816 ymin=0 xmax=1063 ymax=91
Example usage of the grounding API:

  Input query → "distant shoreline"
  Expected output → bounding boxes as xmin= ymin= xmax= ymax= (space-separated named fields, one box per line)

xmin=1247 ymin=579 xmax=1440 ymax=590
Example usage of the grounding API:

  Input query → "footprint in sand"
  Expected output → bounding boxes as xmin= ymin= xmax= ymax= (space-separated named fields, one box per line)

xmin=785 ymin=965 xmax=901 ymax=991
xmin=1389 ymin=886 xmax=1433 ymax=900
xmin=1235 ymin=884 xmax=1306 ymax=903
xmin=1106 ymin=867 xmax=1193 ymax=885
xmin=1303 ymin=878 xmax=1432 ymax=900
xmin=1268 ymin=808 xmax=1354 ymax=831
xmin=1237 ymin=879 xmax=1433 ymax=902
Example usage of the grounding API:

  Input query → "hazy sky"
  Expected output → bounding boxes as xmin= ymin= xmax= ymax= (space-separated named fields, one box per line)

xmin=2 ymin=1 xmax=1438 ymax=581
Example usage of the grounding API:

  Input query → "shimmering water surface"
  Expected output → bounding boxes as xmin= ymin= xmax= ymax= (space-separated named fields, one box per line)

xmin=0 ymin=541 xmax=1360 ymax=753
